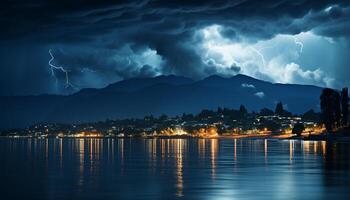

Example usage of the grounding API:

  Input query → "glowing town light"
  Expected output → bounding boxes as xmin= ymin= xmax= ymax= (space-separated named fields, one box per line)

xmin=160 ymin=127 xmax=189 ymax=136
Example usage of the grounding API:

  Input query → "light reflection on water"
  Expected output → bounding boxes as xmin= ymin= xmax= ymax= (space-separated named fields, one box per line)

xmin=0 ymin=138 xmax=350 ymax=200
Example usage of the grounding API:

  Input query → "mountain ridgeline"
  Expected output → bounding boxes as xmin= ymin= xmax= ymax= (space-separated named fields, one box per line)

xmin=0 ymin=74 xmax=323 ymax=130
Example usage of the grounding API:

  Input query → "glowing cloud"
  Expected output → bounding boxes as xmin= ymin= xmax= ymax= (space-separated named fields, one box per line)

xmin=241 ymin=83 xmax=255 ymax=89
xmin=197 ymin=26 xmax=334 ymax=87
xmin=255 ymin=91 xmax=265 ymax=98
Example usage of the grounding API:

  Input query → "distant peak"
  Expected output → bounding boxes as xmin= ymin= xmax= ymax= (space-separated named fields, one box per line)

xmin=232 ymin=74 xmax=262 ymax=82
xmin=154 ymin=74 xmax=177 ymax=79
xmin=233 ymin=74 xmax=251 ymax=79
xmin=154 ymin=74 xmax=190 ymax=80
xmin=203 ymin=74 xmax=255 ymax=81
xmin=203 ymin=74 xmax=225 ymax=80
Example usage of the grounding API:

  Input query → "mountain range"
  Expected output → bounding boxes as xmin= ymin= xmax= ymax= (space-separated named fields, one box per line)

xmin=0 ymin=74 xmax=323 ymax=130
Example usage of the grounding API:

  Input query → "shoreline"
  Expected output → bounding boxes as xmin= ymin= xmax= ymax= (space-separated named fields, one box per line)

xmin=1 ymin=134 xmax=350 ymax=142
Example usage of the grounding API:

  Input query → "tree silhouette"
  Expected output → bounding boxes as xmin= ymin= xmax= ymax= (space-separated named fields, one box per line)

xmin=259 ymin=118 xmax=281 ymax=132
xmin=335 ymin=92 xmax=341 ymax=127
xmin=275 ymin=102 xmax=284 ymax=116
xmin=302 ymin=109 xmax=320 ymax=122
xmin=159 ymin=114 xmax=168 ymax=121
xmin=182 ymin=113 xmax=194 ymax=121
xmin=341 ymin=87 xmax=349 ymax=126
xmin=292 ymin=123 xmax=305 ymax=136
xmin=217 ymin=107 xmax=223 ymax=114
xmin=239 ymin=104 xmax=248 ymax=118
xmin=320 ymin=88 xmax=341 ymax=131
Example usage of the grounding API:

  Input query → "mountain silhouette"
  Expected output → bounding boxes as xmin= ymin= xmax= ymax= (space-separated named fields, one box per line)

xmin=0 ymin=74 xmax=322 ymax=130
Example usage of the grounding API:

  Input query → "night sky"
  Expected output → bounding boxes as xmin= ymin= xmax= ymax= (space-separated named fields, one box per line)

xmin=1 ymin=0 xmax=350 ymax=95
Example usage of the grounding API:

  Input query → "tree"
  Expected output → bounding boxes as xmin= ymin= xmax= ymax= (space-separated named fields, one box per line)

xmin=239 ymin=104 xmax=248 ymax=118
xmin=321 ymin=88 xmax=334 ymax=131
xmin=275 ymin=101 xmax=284 ymax=116
xmin=292 ymin=123 xmax=305 ymax=136
xmin=144 ymin=115 xmax=154 ymax=121
xmin=335 ymin=92 xmax=341 ymax=127
xmin=217 ymin=107 xmax=223 ymax=114
xmin=159 ymin=114 xmax=168 ymax=121
xmin=198 ymin=109 xmax=215 ymax=119
xmin=259 ymin=118 xmax=281 ymax=132
xmin=341 ymin=87 xmax=349 ymax=126
xmin=182 ymin=113 xmax=194 ymax=121
xmin=320 ymin=88 xmax=341 ymax=131
xmin=302 ymin=109 xmax=320 ymax=122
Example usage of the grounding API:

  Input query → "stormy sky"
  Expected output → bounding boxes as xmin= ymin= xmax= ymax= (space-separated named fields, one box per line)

xmin=0 ymin=0 xmax=350 ymax=95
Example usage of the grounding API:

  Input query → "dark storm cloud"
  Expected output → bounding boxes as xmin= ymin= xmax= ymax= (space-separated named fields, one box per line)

xmin=1 ymin=0 xmax=350 ymax=95
xmin=2 ymin=0 xmax=349 ymax=42
xmin=49 ymin=44 xmax=161 ymax=80
xmin=0 ymin=44 xmax=55 ymax=95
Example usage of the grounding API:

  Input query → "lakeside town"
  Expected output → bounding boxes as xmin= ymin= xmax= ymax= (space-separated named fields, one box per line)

xmin=2 ymin=88 xmax=349 ymax=140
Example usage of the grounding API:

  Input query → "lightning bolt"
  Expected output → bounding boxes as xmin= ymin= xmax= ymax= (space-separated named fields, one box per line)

xmin=48 ymin=49 xmax=76 ymax=89
xmin=250 ymin=47 xmax=266 ymax=68
xmin=294 ymin=37 xmax=303 ymax=54
xmin=250 ymin=38 xmax=302 ymax=69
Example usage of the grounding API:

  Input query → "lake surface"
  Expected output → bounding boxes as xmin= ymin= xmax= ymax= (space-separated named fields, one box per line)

xmin=0 ymin=138 xmax=349 ymax=200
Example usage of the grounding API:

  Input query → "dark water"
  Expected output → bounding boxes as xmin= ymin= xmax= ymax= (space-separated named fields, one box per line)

xmin=0 ymin=138 xmax=349 ymax=200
